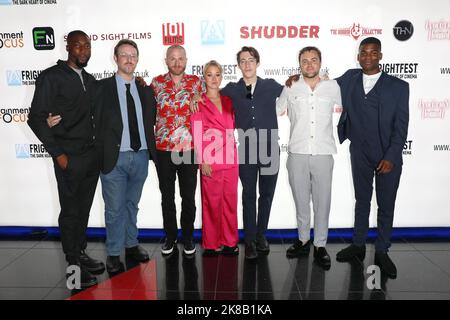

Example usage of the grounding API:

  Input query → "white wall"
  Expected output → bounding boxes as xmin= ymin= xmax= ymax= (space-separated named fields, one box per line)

xmin=1 ymin=0 xmax=449 ymax=229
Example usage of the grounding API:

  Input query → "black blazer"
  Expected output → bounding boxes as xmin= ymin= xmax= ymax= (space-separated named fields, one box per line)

xmin=95 ymin=75 xmax=157 ymax=174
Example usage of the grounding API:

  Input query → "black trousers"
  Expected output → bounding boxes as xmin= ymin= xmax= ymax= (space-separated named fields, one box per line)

xmin=239 ymin=163 xmax=279 ymax=243
xmin=53 ymin=147 xmax=99 ymax=264
xmin=156 ymin=150 xmax=197 ymax=243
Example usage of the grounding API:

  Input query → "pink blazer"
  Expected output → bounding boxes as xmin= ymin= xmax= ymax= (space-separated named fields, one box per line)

xmin=191 ymin=94 xmax=238 ymax=171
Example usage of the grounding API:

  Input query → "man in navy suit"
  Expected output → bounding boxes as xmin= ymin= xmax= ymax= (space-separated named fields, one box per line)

xmin=335 ymin=37 xmax=409 ymax=278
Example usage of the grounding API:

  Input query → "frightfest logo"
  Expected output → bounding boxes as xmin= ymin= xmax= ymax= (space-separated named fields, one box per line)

xmin=6 ymin=69 xmax=42 ymax=86
xmin=15 ymin=143 xmax=50 ymax=159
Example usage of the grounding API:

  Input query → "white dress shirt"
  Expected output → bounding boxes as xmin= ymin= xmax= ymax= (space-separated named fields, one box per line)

xmin=362 ymin=71 xmax=382 ymax=94
xmin=276 ymin=78 xmax=342 ymax=155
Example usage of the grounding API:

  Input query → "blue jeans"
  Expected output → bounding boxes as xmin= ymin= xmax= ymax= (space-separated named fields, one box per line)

xmin=101 ymin=150 xmax=149 ymax=256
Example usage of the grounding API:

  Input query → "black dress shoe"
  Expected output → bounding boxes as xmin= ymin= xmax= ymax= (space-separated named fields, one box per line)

xmin=256 ymin=236 xmax=270 ymax=254
xmin=286 ymin=239 xmax=310 ymax=258
xmin=314 ymin=246 xmax=331 ymax=269
xmin=202 ymin=249 xmax=220 ymax=257
xmin=222 ymin=246 xmax=239 ymax=256
xmin=245 ymin=241 xmax=257 ymax=260
xmin=336 ymin=244 xmax=366 ymax=262
xmin=375 ymin=252 xmax=397 ymax=279
xmin=125 ymin=245 xmax=150 ymax=262
xmin=79 ymin=250 xmax=105 ymax=274
xmin=106 ymin=256 xmax=124 ymax=273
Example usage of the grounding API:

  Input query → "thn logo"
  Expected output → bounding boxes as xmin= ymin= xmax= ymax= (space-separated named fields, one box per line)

xmin=393 ymin=20 xmax=414 ymax=41
xmin=32 ymin=27 xmax=55 ymax=50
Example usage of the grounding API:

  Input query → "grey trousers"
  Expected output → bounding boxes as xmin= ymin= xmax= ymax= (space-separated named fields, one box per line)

xmin=286 ymin=153 xmax=334 ymax=247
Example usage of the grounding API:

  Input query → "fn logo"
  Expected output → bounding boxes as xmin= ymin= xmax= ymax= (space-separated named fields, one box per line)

xmin=32 ymin=27 xmax=55 ymax=50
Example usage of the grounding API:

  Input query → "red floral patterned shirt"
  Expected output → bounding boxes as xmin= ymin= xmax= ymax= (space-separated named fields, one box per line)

xmin=151 ymin=73 xmax=204 ymax=151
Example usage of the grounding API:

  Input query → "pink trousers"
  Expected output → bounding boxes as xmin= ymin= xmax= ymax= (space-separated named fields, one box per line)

xmin=201 ymin=166 xmax=239 ymax=249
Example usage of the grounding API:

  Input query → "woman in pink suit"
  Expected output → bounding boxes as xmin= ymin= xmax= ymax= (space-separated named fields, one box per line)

xmin=191 ymin=60 xmax=239 ymax=256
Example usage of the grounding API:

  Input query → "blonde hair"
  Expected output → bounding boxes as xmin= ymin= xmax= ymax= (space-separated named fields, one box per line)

xmin=203 ymin=60 xmax=223 ymax=76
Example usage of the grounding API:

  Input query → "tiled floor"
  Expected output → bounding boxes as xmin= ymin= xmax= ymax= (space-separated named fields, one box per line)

xmin=1 ymin=236 xmax=450 ymax=300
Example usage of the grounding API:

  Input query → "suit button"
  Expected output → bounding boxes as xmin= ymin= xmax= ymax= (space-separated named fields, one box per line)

xmin=117 ymin=144 xmax=120 ymax=148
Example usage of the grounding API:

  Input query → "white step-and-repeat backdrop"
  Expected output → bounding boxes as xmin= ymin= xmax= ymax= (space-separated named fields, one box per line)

xmin=1 ymin=0 xmax=449 ymax=230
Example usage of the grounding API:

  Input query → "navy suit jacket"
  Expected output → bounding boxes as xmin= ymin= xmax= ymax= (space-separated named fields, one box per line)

xmin=336 ymin=69 xmax=409 ymax=166
xmin=95 ymin=76 xmax=157 ymax=174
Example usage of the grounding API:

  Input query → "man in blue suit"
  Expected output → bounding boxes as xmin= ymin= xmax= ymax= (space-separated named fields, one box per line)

xmin=335 ymin=37 xmax=409 ymax=279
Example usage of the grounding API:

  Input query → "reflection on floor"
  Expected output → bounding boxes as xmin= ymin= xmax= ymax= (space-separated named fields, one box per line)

xmin=1 ymin=235 xmax=450 ymax=300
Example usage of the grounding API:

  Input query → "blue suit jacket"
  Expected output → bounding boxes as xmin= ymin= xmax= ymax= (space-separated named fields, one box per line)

xmin=336 ymin=69 xmax=409 ymax=166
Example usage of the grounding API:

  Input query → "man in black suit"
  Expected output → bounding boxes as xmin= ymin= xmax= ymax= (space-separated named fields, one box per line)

xmin=28 ymin=30 xmax=105 ymax=288
xmin=95 ymin=39 xmax=157 ymax=273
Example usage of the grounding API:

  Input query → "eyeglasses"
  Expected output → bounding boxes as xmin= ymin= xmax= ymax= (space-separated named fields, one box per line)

xmin=246 ymin=84 xmax=252 ymax=99
xmin=118 ymin=53 xmax=138 ymax=60
xmin=239 ymin=58 xmax=257 ymax=65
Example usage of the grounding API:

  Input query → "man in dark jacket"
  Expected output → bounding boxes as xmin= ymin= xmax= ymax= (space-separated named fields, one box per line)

xmin=95 ymin=39 xmax=157 ymax=273
xmin=28 ymin=30 xmax=105 ymax=288
xmin=221 ymin=47 xmax=283 ymax=260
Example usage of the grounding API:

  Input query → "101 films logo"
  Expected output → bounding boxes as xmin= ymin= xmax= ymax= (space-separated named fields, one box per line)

xmin=162 ymin=22 xmax=184 ymax=45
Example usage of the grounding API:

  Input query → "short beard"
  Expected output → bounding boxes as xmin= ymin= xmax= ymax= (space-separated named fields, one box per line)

xmin=76 ymin=59 xmax=88 ymax=68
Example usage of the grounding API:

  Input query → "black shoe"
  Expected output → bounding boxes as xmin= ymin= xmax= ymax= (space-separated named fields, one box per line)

xmin=161 ymin=238 xmax=177 ymax=255
xmin=375 ymin=252 xmax=397 ymax=279
xmin=286 ymin=239 xmax=310 ymax=258
xmin=66 ymin=264 xmax=98 ymax=288
xmin=79 ymin=250 xmax=105 ymax=274
xmin=125 ymin=245 xmax=150 ymax=262
xmin=106 ymin=256 xmax=123 ymax=273
xmin=314 ymin=246 xmax=331 ymax=269
xmin=336 ymin=244 xmax=366 ymax=262
xmin=183 ymin=239 xmax=196 ymax=255
xmin=256 ymin=236 xmax=270 ymax=254
xmin=245 ymin=241 xmax=257 ymax=260
xmin=202 ymin=249 xmax=220 ymax=257
xmin=222 ymin=246 xmax=239 ymax=256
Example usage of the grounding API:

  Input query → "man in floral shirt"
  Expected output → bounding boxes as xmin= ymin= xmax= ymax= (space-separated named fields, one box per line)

xmin=151 ymin=45 xmax=204 ymax=256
